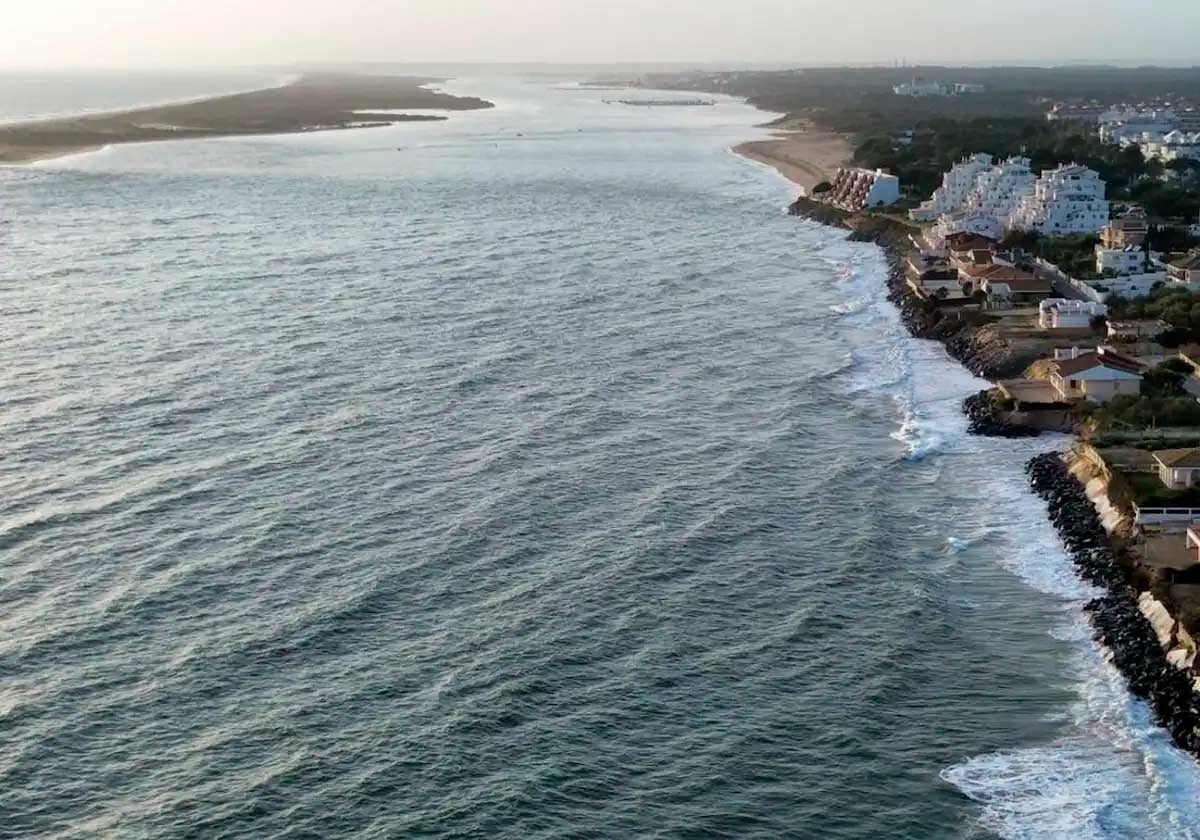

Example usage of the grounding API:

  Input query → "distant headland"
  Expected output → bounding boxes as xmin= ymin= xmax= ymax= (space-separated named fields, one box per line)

xmin=0 ymin=74 xmax=494 ymax=164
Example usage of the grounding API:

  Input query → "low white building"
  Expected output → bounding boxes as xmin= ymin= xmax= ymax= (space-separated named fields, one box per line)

xmin=893 ymin=80 xmax=950 ymax=97
xmin=934 ymin=209 xmax=1005 ymax=246
xmin=1096 ymin=245 xmax=1147 ymax=276
xmin=1039 ymin=299 xmax=1107 ymax=329
xmin=824 ymin=167 xmax=900 ymax=211
xmin=1076 ymin=271 xmax=1168 ymax=301
xmin=1009 ymin=164 xmax=1109 ymax=235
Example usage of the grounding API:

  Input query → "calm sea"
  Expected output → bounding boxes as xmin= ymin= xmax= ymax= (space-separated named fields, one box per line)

xmin=2 ymin=74 xmax=1199 ymax=839
xmin=0 ymin=68 xmax=286 ymax=124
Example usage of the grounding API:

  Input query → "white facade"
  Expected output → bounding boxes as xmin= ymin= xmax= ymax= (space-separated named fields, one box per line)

xmin=1099 ymin=108 xmax=1179 ymax=144
xmin=893 ymin=81 xmax=949 ymax=97
xmin=921 ymin=157 xmax=1109 ymax=244
xmin=1096 ymin=246 xmax=1146 ymax=276
xmin=1142 ymin=130 xmax=1200 ymax=162
xmin=1039 ymin=299 xmax=1107 ymax=329
xmin=1009 ymin=164 xmax=1109 ymax=235
xmin=965 ymin=157 xmax=1037 ymax=220
xmin=924 ymin=156 xmax=1036 ymax=244
xmin=934 ymin=209 xmax=1004 ymax=245
xmin=909 ymin=153 xmax=994 ymax=221
xmin=1077 ymin=271 xmax=1168 ymax=301
xmin=824 ymin=167 xmax=900 ymax=211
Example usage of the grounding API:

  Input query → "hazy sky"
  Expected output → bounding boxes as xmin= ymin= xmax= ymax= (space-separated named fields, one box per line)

xmin=6 ymin=0 xmax=1199 ymax=68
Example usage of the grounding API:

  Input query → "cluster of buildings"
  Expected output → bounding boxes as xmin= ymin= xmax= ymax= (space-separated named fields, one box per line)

xmin=910 ymin=154 xmax=1110 ymax=243
xmin=892 ymin=79 xmax=986 ymax=97
xmin=1132 ymin=130 xmax=1200 ymax=164
xmin=1044 ymin=101 xmax=1200 ymax=162
xmin=1097 ymin=108 xmax=1183 ymax=144
xmin=1046 ymin=101 xmax=1200 ymax=131
xmin=906 ymin=230 xmax=1051 ymax=308
xmin=1052 ymin=210 xmax=1200 ymax=302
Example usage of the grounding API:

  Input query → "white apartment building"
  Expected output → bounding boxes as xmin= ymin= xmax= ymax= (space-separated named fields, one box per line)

xmin=1009 ymin=164 xmax=1109 ymax=235
xmin=909 ymin=154 xmax=994 ymax=222
xmin=964 ymin=157 xmax=1037 ymax=220
xmin=1096 ymin=245 xmax=1146 ymax=276
xmin=924 ymin=157 xmax=1036 ymax=245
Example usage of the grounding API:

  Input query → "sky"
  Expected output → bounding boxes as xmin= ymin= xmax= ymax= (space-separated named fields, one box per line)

xmin=5 ymin=0 xmax=1199 ymax=69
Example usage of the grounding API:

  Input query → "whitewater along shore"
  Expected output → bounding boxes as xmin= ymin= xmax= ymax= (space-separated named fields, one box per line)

xmin=1028 ymin=453 xmax=1200 ymax=757
xmin=787 ymin=197 xmax=1038 ymax=381
xmin=785 ymin=194 xmax=1200 ymax=758
xmin=0 ymin=74 xmax=494 ymax=164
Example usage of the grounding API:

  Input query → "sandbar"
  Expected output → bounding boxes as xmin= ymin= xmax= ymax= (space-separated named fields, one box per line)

xmin=0 ymin=74 xmax=493 ymax=164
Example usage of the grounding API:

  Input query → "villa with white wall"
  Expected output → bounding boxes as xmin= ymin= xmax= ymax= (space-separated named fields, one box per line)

xmin=1096 ymin=245 xmax=1147 ymax=276
xmin=1038 ymin=299 xmax=1107 ymax=329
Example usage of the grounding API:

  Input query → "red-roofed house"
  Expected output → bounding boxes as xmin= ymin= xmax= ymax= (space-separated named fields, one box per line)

xmin=1048 ymin=347 xmax=1143 ymax=403
xmin=979 ymin=266 xmax=1053 ymax=308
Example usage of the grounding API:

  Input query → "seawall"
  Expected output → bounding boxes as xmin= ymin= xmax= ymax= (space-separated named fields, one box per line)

xmin=1028 ymin=452 xmax=1200 ymax=756
xmin=786 ymin=194 xmax=1200 ymax=758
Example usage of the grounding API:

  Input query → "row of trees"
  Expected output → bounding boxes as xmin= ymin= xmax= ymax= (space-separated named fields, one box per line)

xmin=1106 ymin=287 xmax=1200 ymax=345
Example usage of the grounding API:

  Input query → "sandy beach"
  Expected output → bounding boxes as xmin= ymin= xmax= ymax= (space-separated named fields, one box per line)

xmin=0 ymin=74 xmax=493 ymax=164
xmin=734 ymin=121 xmax=853 ymax=192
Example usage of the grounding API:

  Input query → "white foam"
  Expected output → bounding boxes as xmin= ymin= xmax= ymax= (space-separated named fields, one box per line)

xmin=815 ymin=221 xmax=1200 ymax=837
xmin=947 ymin=536 xmax=975 ymax=554
xmin=945 ymin=617 xmax=1200 ymax=840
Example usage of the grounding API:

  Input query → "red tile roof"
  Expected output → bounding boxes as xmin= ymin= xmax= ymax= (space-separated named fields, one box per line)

xmin=1054 ymin=350 xmax=1143 ymax=376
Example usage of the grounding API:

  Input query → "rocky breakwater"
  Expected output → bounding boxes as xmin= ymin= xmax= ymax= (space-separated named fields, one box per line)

xmin=1027 ymin=452 xmax=1200 ymax=756
xmin=962 ymin=391 xmax=1040 ymax=438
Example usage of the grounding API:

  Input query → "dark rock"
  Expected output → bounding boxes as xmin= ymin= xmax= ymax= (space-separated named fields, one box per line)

xmin=963 ymin=390 xmax=1040 ymax=438
xmin=1027 ymin=452 xmax=1200 ymax=757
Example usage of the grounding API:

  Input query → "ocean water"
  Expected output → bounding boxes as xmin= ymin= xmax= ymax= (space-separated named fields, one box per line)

xmin=2 ymin=75 xmax=1200 ymax=838
xmin=0 ymin=69 xmax=286 ymax=124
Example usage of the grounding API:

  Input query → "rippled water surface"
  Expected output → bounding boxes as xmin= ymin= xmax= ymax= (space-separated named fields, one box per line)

xmin=3 ymin=76 xmax=1200 ymax=839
